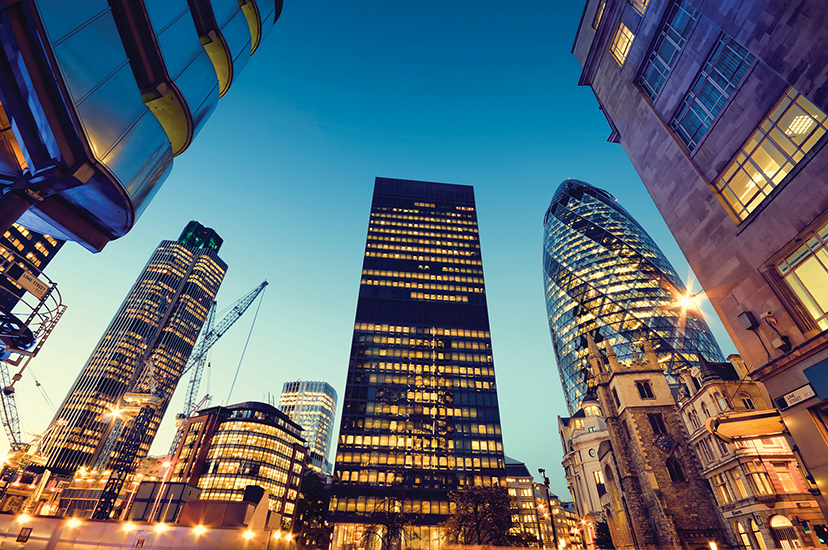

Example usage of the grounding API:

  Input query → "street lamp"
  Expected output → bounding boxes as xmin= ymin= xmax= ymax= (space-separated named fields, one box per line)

xmin=538 ymin=468 xmax=560 ymax=549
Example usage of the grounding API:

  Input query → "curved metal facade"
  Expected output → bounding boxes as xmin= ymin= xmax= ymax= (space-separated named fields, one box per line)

xmin=543 ymin=179 xmax=724 ymax=413
xmin=0 ymin=0 xmax=282 ymax=251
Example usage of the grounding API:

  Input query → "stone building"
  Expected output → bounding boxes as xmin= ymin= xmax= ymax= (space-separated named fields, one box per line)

xmin=586 ymin=332 xmax=727 ymax=550
xmin=678 ymin=356 xmax=826 ymax=548
xmin=572 ymin=0 xmax=828 ymax=519
xmin=558 ymin=393 xmax=609 ymax=550
xmin=506 ymin=457 xmax=543 ymax=545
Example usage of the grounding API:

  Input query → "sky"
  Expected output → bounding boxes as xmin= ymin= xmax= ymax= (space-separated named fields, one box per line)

xmin=2 ymin=0 xmax=736 ymax=499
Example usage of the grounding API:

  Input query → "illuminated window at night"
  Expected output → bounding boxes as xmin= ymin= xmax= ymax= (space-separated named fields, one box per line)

xmin=744 ymin=461 xmax=773 ymax=495
xmin=592 ymin=0 xmax=605 ymax=29
xmin=610 ymin=23 xmax=635 ymax=66
xmin=629 ymin=0 xmax=649 ymax=15
xmin=639 ymin=1 xmax=698 ymax=99
xmin=777 ymin=219 xmax=828 ymax=330
xmin=715 ymin=88 xmax=827 ymax=220
xmin=772 ymin=462 xmax=797 ymax=492
xmin=672 ymin=35 xmax=754 ymax=149
xmin=713 ymin=473 xmax=733 ymax=504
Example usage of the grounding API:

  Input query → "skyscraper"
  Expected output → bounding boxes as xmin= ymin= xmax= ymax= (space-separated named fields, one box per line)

xmin=329 ymin=178 xmax=506 ymax=550
xmin=279 ymin=380 xmax=337 ymax=474
xmin=42 ymin=221 xmax=227 ymax=476
xmin=542 ymin=179 xmax=724 ymax=413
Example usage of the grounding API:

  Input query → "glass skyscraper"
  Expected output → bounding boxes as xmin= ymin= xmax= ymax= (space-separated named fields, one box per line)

xmin=279 ymin=380 xmax=338 ymax=473
xmin=543 ymin=179 xmax=724 ymax=413
xmin=42 ymin=221 xmax=227 ymax=476
xmin=329 ymin=178 xmax=506 ymax=550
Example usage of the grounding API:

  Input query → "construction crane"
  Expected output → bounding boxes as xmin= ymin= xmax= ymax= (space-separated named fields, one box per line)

xmin=92 ymin=281 xmax=267 ymax=470
xmin=91 ymin=281 xmax=268 ymax=518
xmin=0 ymin=254 xmax=66 ymax=452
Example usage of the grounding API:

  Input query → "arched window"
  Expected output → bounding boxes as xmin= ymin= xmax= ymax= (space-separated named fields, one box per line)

xmin=741 ymin=393 xmax=756 ymax=410
xmin=769 ymin=515 xmax=800 ymax=550
xmin=715 ymin=392 xmax=728 ymax=411
xmin=736 ymin=522 xmax=753 ymax=549
xmin=636 ymin=380 xmax=654 ymax=399
xmin=612 ymin=388 xmax=621 ymax=407
xmin=666 ymin=457 xmax=685 ymax=482
xmin=701 ymin=402 xmax=711 ymax=418
xmin=751 ymin=519 xmax=768 ymax=550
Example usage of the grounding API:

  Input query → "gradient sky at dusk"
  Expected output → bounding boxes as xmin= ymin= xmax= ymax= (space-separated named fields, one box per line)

xmin=3 ymin=0 xmax=736 ymax=498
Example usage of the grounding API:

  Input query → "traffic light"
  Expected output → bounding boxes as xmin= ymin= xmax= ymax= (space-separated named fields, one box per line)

xmin=813 ymin=524 xmax=828 ymax=544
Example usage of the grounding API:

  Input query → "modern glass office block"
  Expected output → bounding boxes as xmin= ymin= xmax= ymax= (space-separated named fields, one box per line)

xmin=41 ymin=221 xmax=227 ymax=476
xmin=543 ymin=179 xmax=725 ymax=413
xmin=329 ymin=178 xmax=506 ymax=550
xmin=279 ymin=380 xmax=338 ymax=473
xmin=0 ymin=0 xmax=283 ymax=251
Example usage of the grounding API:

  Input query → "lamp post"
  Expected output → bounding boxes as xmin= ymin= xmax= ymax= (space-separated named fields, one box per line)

xmin=539 ymin=468 xmax=560 ymax=550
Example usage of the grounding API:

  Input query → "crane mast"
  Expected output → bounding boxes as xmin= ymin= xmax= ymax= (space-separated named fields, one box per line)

xmin=90 ymin=281 xmax=268 ymax=518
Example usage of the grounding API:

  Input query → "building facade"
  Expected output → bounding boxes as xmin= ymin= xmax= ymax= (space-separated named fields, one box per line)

xmin=587 ymin=333 xmax=727 ymax=550
xmin=677 ymin=357 xmax=825 ymax=549
xmin=279 ymin=380 xmax=338 ymax=474
xmin=558 ymin=393 xmax=609 ymax=550
xmin=506 ymin=457 xmax=542 ymax=545
xmin=42 ymin=221 xmax=227 ymax=477
xmin=0 ymin=223 xmax=62 ymax=312
xmin=0 ymin=0 xmax=283 ymax=252
xmin=543 ymin=179 xmax=725 ymax=414
xmin=572 ymin=0 xmax=828 ymax=520
xmin=170 ymin=401 xmax=306 ymax=527
xmin=329 ymin=177 xmax=507 ymax=550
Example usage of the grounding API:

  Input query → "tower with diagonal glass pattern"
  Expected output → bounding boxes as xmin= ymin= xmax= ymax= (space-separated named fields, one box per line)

xmin=329 ymin=177 xmax=506 ymax=550
xmin=543 ymin=179 xmax=724 ymax=414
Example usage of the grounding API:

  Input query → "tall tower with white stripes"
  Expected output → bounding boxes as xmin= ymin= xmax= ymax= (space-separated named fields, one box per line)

xmin=42 ymin=221 xmax=227 ymax=476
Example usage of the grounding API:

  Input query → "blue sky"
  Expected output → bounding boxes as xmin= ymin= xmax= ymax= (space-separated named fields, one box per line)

xmin=4 ymin=0 xmax=735 ymax=498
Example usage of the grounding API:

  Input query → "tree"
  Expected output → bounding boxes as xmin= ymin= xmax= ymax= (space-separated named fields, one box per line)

xmin=292 ymin=472 xmax=332 ymax=549
xmin=361 ymin=497 xmax=421 ymax=550
xmin=594 ymin=519 xmax=615 ymax=550
xmin=442 ymin=484 xmax=514 ymax=546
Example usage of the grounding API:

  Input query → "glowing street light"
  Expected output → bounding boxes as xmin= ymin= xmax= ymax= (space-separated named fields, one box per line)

xmin=243 ymin=530 xmax=255 ymax=540
xmin=66 ymin=517 xmax=83 ymax=528
xmin=193 ymin=525 xmax=207 ymax=536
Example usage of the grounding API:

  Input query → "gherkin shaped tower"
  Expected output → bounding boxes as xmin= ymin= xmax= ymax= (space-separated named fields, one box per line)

xmin=543 ymin=179 xmax=724 ymax=413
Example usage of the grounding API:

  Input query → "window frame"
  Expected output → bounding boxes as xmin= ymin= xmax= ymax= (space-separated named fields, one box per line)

xmin=637 ymin=0 xmax=699 ymax=100
xmin=671 ymin=34 xmax=755 ymax=151
xmin=636 ymin=380 xmax=655 ymax=399
xmin=610 ymin=22 xmax=636 ymax=67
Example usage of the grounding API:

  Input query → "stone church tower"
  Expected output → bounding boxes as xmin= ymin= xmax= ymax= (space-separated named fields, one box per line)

xmin=586 ymin=332 xmax=728 ymax=550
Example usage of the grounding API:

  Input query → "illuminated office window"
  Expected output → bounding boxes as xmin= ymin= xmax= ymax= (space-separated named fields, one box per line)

xmin=639 ymin=1 xmax=698 ymax=99
xmin=715 ymin=88 xmax=828 ymax=220
xmin=629 ymin=0 xmax=649 ymax=15
xmin=672 ymin=35 xmax=754 ymax=149
xmin=610 ymin=23 xmax=635 ymax=66
xmin=777 ymin=219 xmax=828 ymax=330
xmin=592 ymin=0 xmax=606 ymax=29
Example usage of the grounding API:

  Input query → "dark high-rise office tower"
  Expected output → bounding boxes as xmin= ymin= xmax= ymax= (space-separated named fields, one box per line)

xmin=543 ymin=179 xmax=725 ymax=414
xmin=279 ymin=380 xmax=338 ymax=474
xmin=329 ymin=178 xmax=506 ymax=550
xmin=42 ymin=221 xmax=227 ymax=476
xmin=0 ymin=223 xmax=63 ymax=312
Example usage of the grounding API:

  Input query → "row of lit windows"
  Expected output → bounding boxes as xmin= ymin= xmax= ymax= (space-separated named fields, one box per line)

xmin=344 ymin=421 xmax=500 ymax=439
xmin=372 ymin=212 xmax=477 ymax=226
xmin=206 ymin=445 xmax=296 ymax=465
xmin=411 ymin=292 xmax=470 ymax=303
xmin=356 ymin=365 xmax=493 ymax=383
xmin=361 ymin=279 xmax=484 ymax=294
xmin=365 ymin=366 xmax=495 ymax=380
xmin=366 ymin=242 xmax=479 ymax=258
xmin=335 ymin=451 xmax=502 ymax=470
xmin=367 ymin=232 xmax=478 ymax=249
xmin=368 ymin=226 xmax=478 ymax=242
xmin=363 ymin=269 xmax=484 ymax=284
xmin=360 ymin=347 xmax=493 ymax=365
xmin=332 ymin=496 xmax=453 ymax=515
xmin=366 ymin=251 xmax=482 ymax=266
xmin=366 ymin=401 xmax=490 ymax=418
xmin=357 ymin=335 xmax=490 ymax=351
xmin=355 ymin=323 xmax=490 ymax=339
